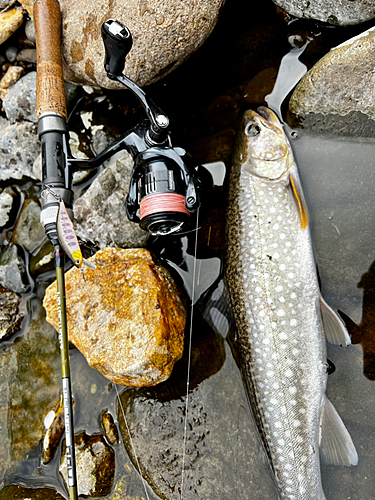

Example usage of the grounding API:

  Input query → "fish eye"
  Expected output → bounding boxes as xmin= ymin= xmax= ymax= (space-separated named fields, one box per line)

xmin=245 ymin=122 xmax=261 ymax=136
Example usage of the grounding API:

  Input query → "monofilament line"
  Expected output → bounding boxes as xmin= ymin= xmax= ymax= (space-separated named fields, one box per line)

xmin=115 ymin=383 xmax=151 ymax=500
xmin=180 ymin=206 xmax=200 ymax=499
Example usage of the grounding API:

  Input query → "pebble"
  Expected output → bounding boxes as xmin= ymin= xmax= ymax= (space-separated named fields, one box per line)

xmin=5 ymin=46 xmax=17 ymax=63
xmin=0 ymin=65 xmax=23 ymax=100
xmin=16 ymin=48 xmax=37 ymax=64
xmin=25 ymin=19 xmax=36 ymax=43
xmin=0 ymin=8 xmax=24 ymax=46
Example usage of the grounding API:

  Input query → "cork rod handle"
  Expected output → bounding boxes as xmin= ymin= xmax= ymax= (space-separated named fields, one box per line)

xmin=34 ymin=0 xmax=67 ymax=119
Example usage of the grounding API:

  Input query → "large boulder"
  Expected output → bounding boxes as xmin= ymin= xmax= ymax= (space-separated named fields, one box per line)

xmin=271 ymin=0 xmax=375 ymax=25
xmin=288 ymin=27 xmax=375 ymax=137
xmin=59 ymin=0 xmax=225 ymax=88
xmin=43 ymin=248 xmax=186 ymax=387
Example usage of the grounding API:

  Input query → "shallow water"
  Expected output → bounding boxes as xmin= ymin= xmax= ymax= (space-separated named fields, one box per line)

xmin=1 ymin=0 xmax=375 ymax=498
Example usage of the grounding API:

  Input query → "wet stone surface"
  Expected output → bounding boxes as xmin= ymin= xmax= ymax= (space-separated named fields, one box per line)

xmin=0 ymin=485 xmax=65 ymax=500
xmin=0 ymin=286 xmax=24 ymax=342
xmin=0 ymin=244 xmax=29 ymax=294
xmin=60 ymin=432 xmax=115 ymax=498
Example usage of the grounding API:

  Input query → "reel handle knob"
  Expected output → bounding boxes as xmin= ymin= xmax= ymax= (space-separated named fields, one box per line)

xmin=101 ymin=19 xmax=133 ymax=78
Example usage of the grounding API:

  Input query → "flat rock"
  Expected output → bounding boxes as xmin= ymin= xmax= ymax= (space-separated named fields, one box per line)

xmin=60 ymin=432 xmax=115 ymax=497
xmin=11 ymin=198 xmax=46 ymax=253
xmin=59 ymin=0 xmax=225 ymax=89
xmin=0 ymin=285 xmax=24 ymax=342
xmin=0 ymin=244 xmax=29 ymax=294
xmin=271 ymin=0 xmax=375 ymax=25
xmin=3 ymin=72 xmax=37 ymax=123
xmin=43 ymin=248 xmax=186 ymax=387
xmin=0 ymin=187 xmax=16 ymax=228
xmin=74 ymin=153 xmax=149 ymax=249
xmin=288 ymin=27 xmax=375 ymax=137
xmin=0 ymin=117 xmax=39 ymax=181
xmin=0 ymin=8 xmax=24 ymax=46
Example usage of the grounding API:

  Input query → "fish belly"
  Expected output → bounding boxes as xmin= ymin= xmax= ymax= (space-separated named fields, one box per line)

xmin=226 ymin=169 xmax=327 ymax=500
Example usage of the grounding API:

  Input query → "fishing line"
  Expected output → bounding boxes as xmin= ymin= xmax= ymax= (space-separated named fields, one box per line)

xmin=180 ymin=205 xmax=200 ymax=499
xmin=115 ymin=383 xmax=151 ymax=500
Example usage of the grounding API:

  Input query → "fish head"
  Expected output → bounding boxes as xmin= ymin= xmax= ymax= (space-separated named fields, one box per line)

xmin=236 ymin=107 xmax=290 ymax=180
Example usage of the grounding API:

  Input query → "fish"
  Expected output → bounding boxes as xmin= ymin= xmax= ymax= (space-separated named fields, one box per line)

xmin=224 ymin=107 xmax=358 ymax=500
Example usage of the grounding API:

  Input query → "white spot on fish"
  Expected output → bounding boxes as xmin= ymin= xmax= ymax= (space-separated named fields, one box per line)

xmin=273 ymin=223 xmax=280 ymax=230
xmin=251 ymin=248 xmax=257 ymax=254
xmin=279 ymin=264 xmax=286 ymax=271
xmin=279 ymin=296 xmax=285 ymax=303
xmin=285 ymin=369 xmax=293 ymax=378
xmin=290 ymin=319 xmax=298 ymax=327
xmin=274 ymin=421 xmax=282 ymax=428
xmin=289 ymin=386 xmax=297 ymax=395
xmin=270 ymin=207 xmax=276 ymax=213
xmin=288 ymin=272 xmax=294 ymax=279
xmin=274 ymin=252 xmax=280 ymax=259
xmin=277 ymin=309 xmax=285 ymax=317
xmin=276 ymin=285 xmax=283 ymax=292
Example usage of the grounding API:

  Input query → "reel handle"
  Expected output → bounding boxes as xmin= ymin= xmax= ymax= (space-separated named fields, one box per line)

xmin=101 ymin=20 xmax=133 ymax=79
xmin=34 ymin=0 xmax=67 ymax=119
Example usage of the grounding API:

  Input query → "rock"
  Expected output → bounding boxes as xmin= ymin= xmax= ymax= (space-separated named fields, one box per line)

xmin=42 ymin=398 xmax=66 ymax=464
xmin=0 ymin=285 xmax=24 ymax=342
xmin=288 ymin=27 xmax=375 ymax=137
xmin=0 ymin=117 xmax=39 ymax=181
xmin=0 ymin=485 xmax=65 ymax=500
xmin=18 ymin=0 xmax=33 ymax=17
xmin=74 ymin=153 xmax=149 ymax=249
xmin=43 ymin=248 xmax=186 ymax=387
xmin=0 ymin=187 xmax=16 ymax=228
xmin=5 ymin=45 xmax=18 ymax=63
xmin=12 ymin=198 xmax=46 ymax=253
xmin=101 ymin=409 xmax=119 ymax=445
xmin=0 ymin=301 xmax=61 ymax=480
xmin=0 ymin=244 xmax=29 ymax=293
xmin=30 ymin=242 xmax=55 ymax=276
xmin=0 ymin=8 xmax=24 ymax=46
xmin=60 ymin=432 xmax=115 ymax=498
xmin=3 ymin=71 xmax=37 ymax=123
xmin=59 ymin=0 xmax=225 ymax=89
xmin=0 ymin=65 xmax=23 ymax=100
xmin=117 ymin=327 xmax=276 ymax=500
xmin=271 ymin=0 xmax=375 ymax=25
xmin=16 ymin=48 xmax=37 ymax=64
xmin=25 ymin=18 xmax=36 ymax=44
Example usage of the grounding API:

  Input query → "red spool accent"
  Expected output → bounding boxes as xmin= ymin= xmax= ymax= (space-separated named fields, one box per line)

xmin=140 ymin=193 xmax=190 ymax=219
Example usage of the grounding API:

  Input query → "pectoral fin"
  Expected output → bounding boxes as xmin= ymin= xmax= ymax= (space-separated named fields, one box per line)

xmin=320 ymin=396 xmax=358 ymax=467
xmin=320 ymin=296 xmax=351 ymax=346
xmin=289 ymin=171 xmax=309 ymax=230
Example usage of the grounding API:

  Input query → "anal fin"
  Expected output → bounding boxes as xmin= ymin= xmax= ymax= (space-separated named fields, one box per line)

xmin=320 ymin=296 xmax=351 ymax=346
xmin=320 ymin=396 xmax=358 ymax=467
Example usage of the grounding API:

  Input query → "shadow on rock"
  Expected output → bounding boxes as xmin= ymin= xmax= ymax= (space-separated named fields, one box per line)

xmin=340 ymin=260 xmax=375 ymax=380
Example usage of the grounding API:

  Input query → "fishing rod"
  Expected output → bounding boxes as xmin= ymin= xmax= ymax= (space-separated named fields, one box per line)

xmin=34 ymin=0 xmax=204 ymax=497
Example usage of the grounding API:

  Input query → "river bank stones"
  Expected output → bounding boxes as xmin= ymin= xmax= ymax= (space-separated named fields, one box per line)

xmin=43 ymin=248 xmax=186 ymax=387
xmin=59 ymin=0 xmax=225 ymax=89
xmin=288 ymin=27 xmax=375 ymax=137
xmin=271 ymin=0 xmax=375 ymax=25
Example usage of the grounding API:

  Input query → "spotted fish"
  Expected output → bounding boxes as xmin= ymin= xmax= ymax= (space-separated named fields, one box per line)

xmin=225 ymin=107 xmax=358 ymax=500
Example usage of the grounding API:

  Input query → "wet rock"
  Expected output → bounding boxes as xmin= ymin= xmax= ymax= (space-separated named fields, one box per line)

xmin=271 ymin=0 xmax=375 ymax=25
xmin=42 ymin=398 xmax=68 ymax=464
xmin=0 ymin=8 xmax=24 ymax=46
xmin=43 ymin=247 xmax=187 ymax=387
xmin=18 ymin=0 xmax=33 ymax=17
xmin=0 ymin=186 xmax=16 ymax=228
xmin=242 ymin=67 xmax=278 ymax=106
xmin=25 ymin=18 xmax=36 ymax=44
xmin=0 ymin=65 xmax=23 ymax=100
xmin=12 ymin=198 xmax=46 ymax=253
xmin=60 ymin=432 xmax=115 ymax=497
xmin=0 ymin=244 xmax=29 ymax=293
xmin=117 ymin=326 xmax=276 ymax=500
xmin=0 ymin=117 xmax=39 ymax=181
xmin=59 ymin=0 xmax=225 ymax=89
xmin=0 ymin=301 xmax=61 ymax=480
xmin=101 ymin=409 xmax=119 ymax=445
xmin=74 ymin=153 xmax=149 ymax=249
xmin=0 ymin=285 xmax=24 ymax=342
xmin=0 ymin=485 xmax=65 ymax=500
xmin=30 ymin=242 xmax=55 ymax=276
xmin=288 ymin=27 xmax=375 ymax=137
xmin=16 ymin=48 xmax=37 ymax=64
xmin=5 ymin=46 xmax=18 ymax=63
xmin=3 ymin=71 xmax=37 ymax=123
